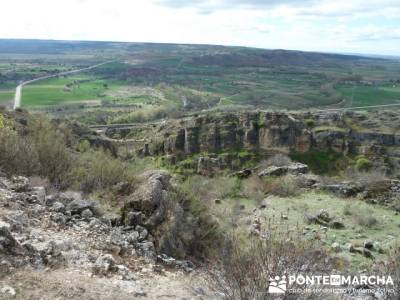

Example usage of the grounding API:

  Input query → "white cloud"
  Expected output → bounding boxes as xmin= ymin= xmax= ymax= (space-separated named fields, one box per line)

xmin=0 ymin=0 xmax=398 ymax=55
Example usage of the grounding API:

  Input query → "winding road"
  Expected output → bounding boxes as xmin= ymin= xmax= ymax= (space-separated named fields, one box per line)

xmin=13 ymin=61 xmax=114 ymax=109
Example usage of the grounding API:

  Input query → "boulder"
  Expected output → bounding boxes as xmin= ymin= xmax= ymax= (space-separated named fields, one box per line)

xmin=331 ymin=242 xmax=341 ymax=253
xmin=136 ymin=226 xmax=148 ymax=241
xmin=110 ymin=228 xmax=139 ymax=249
xmin=324 ymin=182 xmax=364 ymax=197
xmin=45 ymin=195 xmax=57 ymax=206
xmin=234 ymin=168 xmax=253 ymax=179
xmin=123 ymin=171 xmax=171 ymax=228
xmin=92 ymin=254 xmax=117 ymax=276
xmin=123 ymin=170 xmax=215 ymax=259
xmin=137 ymin=241 xmax=157 ymax=262
xmin=258 ymin=163 xmax=309 ymax=177
xmin=51 ymin=202 xmax=66 ymax=213
xmin=296 ymin=174 xmax=320 ymax=188
xmin=32 ymin=187 xmax=46 ymax=204
xmin=304 ymin=209 xmax=334 ymax=226
xmin=0 ymin=223 xmax=22 ymax=255
xmin=67 ymin=200 xmax=102 ymax=217
xmin=50 ymin=213 xmax=67 ymax=225
xmin=0 ymin=286 xmax=16 ymax=298
xmin=364 ymin=240 xmax=374 ymax=250
xmin=349 ymin=245 xmax=374 ymax=259
xmin=11 ymin=176 xmax=29 ymax=192
xmin=329 ymin=220 xmax=345 ymax=229
xmin=258 ymin=166 xmax=287 ymax=177
xmin=286 ymin=162 xmax=309 ymax=175
xmin=127 ymin=211 xmax=143 ymax=227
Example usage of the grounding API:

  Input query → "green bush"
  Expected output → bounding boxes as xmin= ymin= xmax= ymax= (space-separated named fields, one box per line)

xmin=71 ymin=149 xmax=134 ymax=193
xmin=31 ymin=118 xmax=73 ymax=186
xmin=0 ymin=117 xmax=72 ymax=186
xmin=290 ymin=150 xmax=350 ymax=175
xmin=355 ymin=157 xmax=373 ymax=172
xmin=0 ymin=126 xmax=39 ymax=176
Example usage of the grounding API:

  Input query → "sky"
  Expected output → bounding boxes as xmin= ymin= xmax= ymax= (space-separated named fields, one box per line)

xmin=0 ymin=0 xmax=399 ymax=55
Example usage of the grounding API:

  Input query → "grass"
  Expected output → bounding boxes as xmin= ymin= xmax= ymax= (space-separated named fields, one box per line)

xmin=337 ymin=85 xmax=400 ymax=107
xmin=0 ymin=90 xmax=14 ymax=104
xmin=20 ymin=76 xmax=127 ymax=107
xmin=212 ymin=190 xmax=400 ymax=270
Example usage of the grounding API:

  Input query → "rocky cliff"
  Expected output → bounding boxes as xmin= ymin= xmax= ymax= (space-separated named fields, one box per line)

xmin=126 ymin=111 xmax=400 ymax=164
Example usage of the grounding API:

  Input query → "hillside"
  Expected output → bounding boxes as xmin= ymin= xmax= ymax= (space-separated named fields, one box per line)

xmin=1 ymin=40 xmax=400 ymax=299
xmin=1 ymin=39 xmax=400 ymax=122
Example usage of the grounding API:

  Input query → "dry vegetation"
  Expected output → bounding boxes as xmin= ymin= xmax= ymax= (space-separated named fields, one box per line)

xmin=206 ymin=228 xmax=334 ymax=300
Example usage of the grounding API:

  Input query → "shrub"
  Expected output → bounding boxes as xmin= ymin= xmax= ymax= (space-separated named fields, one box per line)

xmin=392 ymin=197 xmax=400 ymax=212
xmin=71 ymin=149 xmax=134 ymax=193
xmin=374 ymin=244 xmax=400 ymax=299
xmin=240 ymin=176 xmax=265 ymax=203
xmin=264 ymin=175 xmax=300 ymax=197
xmin=0 ymin=126 xmax=39 ymax=176
xmin=177 ymin=188 xmax=221 ymax=258
xmin=343 ymin=204 xmax=379 ymax=228
xmin=355 ymin=157 xmax=373 ymax=172
xmin=181 ymin=175 xmax=240 ymax=202
xmin=355 ymin=213 xmax=378 ymax=228
xmin=290 ymin=150 xmax=349 ymax=175
xmin=31 ymin=118 xmax=73 ymax=187
xmin=206 ymin=228 xmax=334 ymax=300
xmin=0 ymin=117 xmax=73 ymax=187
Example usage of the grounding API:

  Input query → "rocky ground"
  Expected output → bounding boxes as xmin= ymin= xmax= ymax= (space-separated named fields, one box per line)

xmin=0 ymin=175 xmax=214 ymax=300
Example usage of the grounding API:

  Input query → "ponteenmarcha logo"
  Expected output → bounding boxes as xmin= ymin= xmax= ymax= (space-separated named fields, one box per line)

xmin=268 ymin=276 xmax=287 ymax=294
xmin=268 ymin=274 xmax=394 ymax=294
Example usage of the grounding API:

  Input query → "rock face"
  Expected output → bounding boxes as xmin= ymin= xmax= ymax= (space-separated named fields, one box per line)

xmin=123 ymin=171 xmax=208 ymax=259
xmin=142 ymin=112 xmax=313 ymax=157
xmin=133 ymin=111 xmax=400 ymax=162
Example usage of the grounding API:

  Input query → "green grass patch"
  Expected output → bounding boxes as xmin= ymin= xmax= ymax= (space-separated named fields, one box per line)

xmin=337 ymin=85 xmax=400 ymax=107
xmin=0 ymin=90 xmax=14 ymax=103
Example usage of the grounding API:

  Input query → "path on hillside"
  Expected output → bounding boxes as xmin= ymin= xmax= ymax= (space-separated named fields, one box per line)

xmin=13 ymin=61 xmax=114 ymax=109
xmin=316 ymin=102 xmax=400 ymax=113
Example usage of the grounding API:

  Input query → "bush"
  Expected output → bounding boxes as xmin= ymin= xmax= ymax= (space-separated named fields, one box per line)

xmin=240 ymin=176 xmax=265 ymax=203
xmin=31 ymin=118 xmax=73 ymax=186
xmin=264 ymin=175 xmax=300 ymax=197
xmin=71 ymin=149 xmax=134 ymax=193
xmin=0 ymin=126 xmax=39 ymax=176
xmin=355 ymin=157 xmax=373 ymax=172
xmin=343 ymin=204 xmax=379 ymax=228
xmin=206 ymin=228 xmax=334 ymax=299
xmin=181 ymin=175 xmax=240 ymax=202
xmin=392 ymin=197 xmax=400 ymax=212
xmin=290 ymin=150 xmax=348 ymax=175
xmin=355 ymin=213 xmax=378 ymax=228
xmin=374 ymin=244 xmax=400 ymax=299
xmin=0 ymin=117 xmax=72 ymax=186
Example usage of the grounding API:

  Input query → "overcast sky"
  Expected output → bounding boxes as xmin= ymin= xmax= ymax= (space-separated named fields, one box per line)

xmin=1 ymin=0 xmax=399 ymax=55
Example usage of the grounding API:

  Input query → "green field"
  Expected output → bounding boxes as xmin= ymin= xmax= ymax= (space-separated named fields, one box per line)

xmin=337 ymin=85 xmax=400 ymax=107
xmin=0 ymin=90 xmax=14 ymax=104
xmin=1 ymin=39 xmax=400 ymax=122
